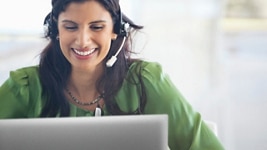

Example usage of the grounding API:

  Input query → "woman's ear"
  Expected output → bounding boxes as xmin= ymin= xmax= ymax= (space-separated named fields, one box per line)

xmin=111 ymin=33 xmax=118 ymax=40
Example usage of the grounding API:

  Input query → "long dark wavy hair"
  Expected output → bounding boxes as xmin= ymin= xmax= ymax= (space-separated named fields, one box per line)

xmin=39 ymin=0 xmax=145 ymax=117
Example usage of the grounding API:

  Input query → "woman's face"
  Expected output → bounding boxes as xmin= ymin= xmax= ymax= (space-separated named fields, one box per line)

xmin=57 ymin=1 xmax=117 ymax=71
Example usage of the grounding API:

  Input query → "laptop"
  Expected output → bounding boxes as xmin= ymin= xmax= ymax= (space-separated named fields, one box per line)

xmin=0 ymin=114 xmax=168 ymax=150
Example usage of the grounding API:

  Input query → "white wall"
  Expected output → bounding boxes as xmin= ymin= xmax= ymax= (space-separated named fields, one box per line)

xmin=0 ymin=1 xmax=50 ymax=34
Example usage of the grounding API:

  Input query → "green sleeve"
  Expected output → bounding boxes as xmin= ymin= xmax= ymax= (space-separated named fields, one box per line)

xmin=0 ymin=67 xmax=43 ymax=118
xmin=140 ymin=62 xmax=224 ymax=150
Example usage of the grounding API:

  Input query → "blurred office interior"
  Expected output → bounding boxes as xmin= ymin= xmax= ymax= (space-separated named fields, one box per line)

xmin=1 ymin=0 xmax=267 ymax=149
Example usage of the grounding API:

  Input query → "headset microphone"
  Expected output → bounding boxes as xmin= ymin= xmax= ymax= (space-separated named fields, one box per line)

xmin=106 ymin=23 xmax=130 ymax=67
xmin=106 ymin=36 xmax=126 ymax=67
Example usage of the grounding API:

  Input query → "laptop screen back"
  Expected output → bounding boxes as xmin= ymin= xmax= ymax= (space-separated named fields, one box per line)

xmin=0 ymin=115 xmax=168 ymax=150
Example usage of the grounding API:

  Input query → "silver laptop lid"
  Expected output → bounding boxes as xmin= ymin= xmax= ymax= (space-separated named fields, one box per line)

xmin=0 ymin=115 xmax=168 ymax=150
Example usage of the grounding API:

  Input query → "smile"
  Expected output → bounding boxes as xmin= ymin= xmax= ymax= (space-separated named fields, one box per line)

xmin=72 ymin=48 xmax=96 ymax=56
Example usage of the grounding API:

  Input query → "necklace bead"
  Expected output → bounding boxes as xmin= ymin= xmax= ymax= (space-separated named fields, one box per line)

xmin=66 ymin=89 xmax=104 ymax=106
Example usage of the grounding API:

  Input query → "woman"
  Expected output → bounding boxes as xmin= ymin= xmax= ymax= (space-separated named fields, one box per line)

xmin=0 ymin=0 xmax=224 ymax=149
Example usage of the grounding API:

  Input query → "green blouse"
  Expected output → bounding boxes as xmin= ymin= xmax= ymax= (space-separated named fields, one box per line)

xmin=0 ymin=61 xmax=224 ymax=150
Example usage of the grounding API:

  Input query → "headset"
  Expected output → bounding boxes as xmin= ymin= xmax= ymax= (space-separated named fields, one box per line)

xmin=106 ymin=8 xmax=130 ymax=67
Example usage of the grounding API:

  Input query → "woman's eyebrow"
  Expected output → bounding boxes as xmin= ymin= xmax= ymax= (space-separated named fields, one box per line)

xmin=89 ymin=20 xmax=107 ymax=24
xmin=61 ymin=19 xmax=107 ymax=24
xmin=61 ymin=20 xmax=76 ymax=24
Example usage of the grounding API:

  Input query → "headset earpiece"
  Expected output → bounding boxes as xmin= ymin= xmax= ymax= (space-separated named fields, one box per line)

xmin=121 ymin=22 xmax=130 ymax=37
xmin=114 ymin=7 xmax=130 ymax=37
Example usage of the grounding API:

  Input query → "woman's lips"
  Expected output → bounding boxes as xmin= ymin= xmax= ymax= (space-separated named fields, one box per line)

xmin=72 ymin=48 xmax=96 ymax=56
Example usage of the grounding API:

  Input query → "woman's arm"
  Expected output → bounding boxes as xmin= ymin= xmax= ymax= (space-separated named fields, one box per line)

xmin=140 ymin=62 xmax=224 ymax=150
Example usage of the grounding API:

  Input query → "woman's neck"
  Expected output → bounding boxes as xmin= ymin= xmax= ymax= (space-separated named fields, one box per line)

xmin=67 ymin=64 xmax=104 ymax=100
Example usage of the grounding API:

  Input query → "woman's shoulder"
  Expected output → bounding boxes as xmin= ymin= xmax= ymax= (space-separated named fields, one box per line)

xmin=6 ymin=66 xmax=40 ymax=87
xmin=129 ymin=60 xmax=166 ymax=82
xmin=0 ymin=66 xmax=42 ymax=118
xmin=130 ymin=60 xmax=162 ymax=70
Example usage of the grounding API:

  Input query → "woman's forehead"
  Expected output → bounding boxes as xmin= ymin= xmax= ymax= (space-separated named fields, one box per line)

xmin=58 ymin=1 xmax=113 ymax=23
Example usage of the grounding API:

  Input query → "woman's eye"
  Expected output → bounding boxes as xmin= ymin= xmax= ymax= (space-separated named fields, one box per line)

xmin=90 ymin=25 xmax=104 ymax=31
xmin=65 ymin=26 xmax=77 ymax=30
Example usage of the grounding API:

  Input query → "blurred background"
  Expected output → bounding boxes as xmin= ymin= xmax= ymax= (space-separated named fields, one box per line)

xmin=1 ymin=0 xmax=267 ymax=149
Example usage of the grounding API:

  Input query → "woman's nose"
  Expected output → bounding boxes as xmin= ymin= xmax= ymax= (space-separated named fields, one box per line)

xmin=75 ymin=29 xmax=92 ymax=47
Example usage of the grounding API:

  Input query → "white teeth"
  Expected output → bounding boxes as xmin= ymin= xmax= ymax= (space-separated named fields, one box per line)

xmin=73 ymin=48 xmax=95 ymax=56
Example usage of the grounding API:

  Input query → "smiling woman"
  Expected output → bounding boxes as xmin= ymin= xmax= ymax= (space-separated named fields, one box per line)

xmin=57 ymin=1 xmax=117 ymax=70
xmin=0 ymin=0 xmax=224 ymax=149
